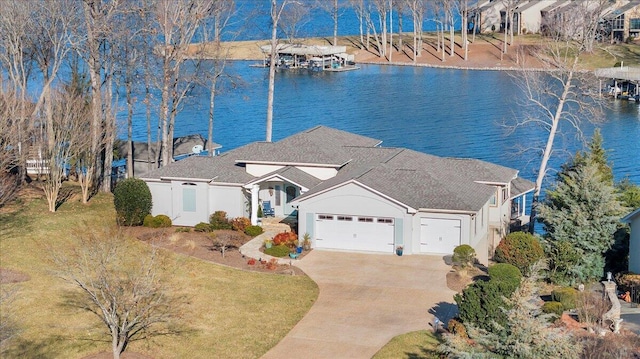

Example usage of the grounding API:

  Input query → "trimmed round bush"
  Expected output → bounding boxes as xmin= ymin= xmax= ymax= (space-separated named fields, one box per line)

xmin=264 ymin=244 xmax=290 ymax=257
xmin=194 ymin=222 xmax=213 ymax=232
xmin=489 ymin=263 xmax=522 ymax=287
xmin=143 ymin=214 xmax=155 ymax=227
xmin=209 ymin=211 xmax=232 ymax=230
xmin=143 ymin=214 xmax=172 ymax=228
xmin=542 ymin=301 xmax=564 ymax=316
xmin=113 ymin=178 xmax=152 ymax=226
xmin=452 ymin=244 xmax=476 ymax=268
xmin=154 ymin=214 xmax=172 ymax=228
xmin=494 ymin=231 xmax=544 ymax=276
xmin=244 ymin=225 xmax=263 ymax=237
xmin=552 ymin=287 xmax=578 ymax=310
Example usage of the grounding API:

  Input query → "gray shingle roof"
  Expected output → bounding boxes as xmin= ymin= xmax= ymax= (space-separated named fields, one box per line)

xmin=510 ymin=176 xmax=536 ymax=198
xmin=144 ymin=126 xmax=529 ymax=212
xmin=235 ymin=126 xmax=382 ymax=166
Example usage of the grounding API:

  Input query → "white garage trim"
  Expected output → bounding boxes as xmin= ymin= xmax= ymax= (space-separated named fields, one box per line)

xmin=419 ymin=218 xmax=461 ymax=254
xmin=315 ymin=214 xmax=395 ymax=253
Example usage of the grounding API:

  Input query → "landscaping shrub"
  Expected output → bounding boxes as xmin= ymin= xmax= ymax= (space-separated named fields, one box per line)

xmin=143 ymin=214 xmax=171 ymax=228
xmin=113 ymin=178 xmax=152 ymax=226
xmin=143 ymin=214 xmax=154 ymax=227
xmin=542 ymin=301 xmax=564 ymax=316
xmin=493 ymin=231 xmax=544 ymax=276
xmin=209 ymin=211 xmax=232 ymax=230
xmin=488 ymin=263 xmax=523 ymax=288
xmin=452 ymin=244 xmax=476 ymax=268
xmin=244 ymin=225 xmax=263 ymax=237
xmin=551 ymin=287 xmax=578 ymax=310
xmin=175 ymin=227 xmax=191 ymax=233
xmin=194 ymin=222 xmax=213 ymax=232
xmin=447 ymin=318 xmax=468 ymax=338
xmin=272 ymin=231 xmax=298 ymax=247
xmin=231 ymin=217 xmax=251 ymax=232
xmin=264 ymin=244 xmax=290 ymax=257
xmin=455 ymin=279 xmax=514 ymax=333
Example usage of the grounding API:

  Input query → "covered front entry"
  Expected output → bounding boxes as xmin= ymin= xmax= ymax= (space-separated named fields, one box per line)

xmin=419 ymin=218 xmax=461 ymax=254
xmin=315 ymin=214 xmax=395 ymax=253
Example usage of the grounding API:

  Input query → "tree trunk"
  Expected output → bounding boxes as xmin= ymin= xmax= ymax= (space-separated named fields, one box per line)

xmin=208 ymin=74 xmax=217 ymax=156
xmin=333 ymin=0 xmax=338 ymax=46
xmin=126 ymin=79 xmax=133 ymax=179
xmin=266 ymin=0 xmax=281 ymax=143
xmin=529 ymin=57 xmax=579 ymax=232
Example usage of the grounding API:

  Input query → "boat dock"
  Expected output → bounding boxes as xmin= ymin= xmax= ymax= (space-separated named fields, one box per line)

xmin=259 ymin=43 xmax=359 ymax=72
xmin=595 ymin=66 xmax=640 ymax=101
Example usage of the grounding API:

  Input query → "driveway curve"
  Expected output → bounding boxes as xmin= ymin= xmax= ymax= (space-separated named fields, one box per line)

xmin=261 ymin=251 xmax=457 ymax=359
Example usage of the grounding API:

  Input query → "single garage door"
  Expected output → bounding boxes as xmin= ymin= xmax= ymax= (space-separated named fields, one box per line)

xmin=420 ymin=218 xmax=461 ymax=254
xmin=315 ymin=214 xmax=394 ymax=253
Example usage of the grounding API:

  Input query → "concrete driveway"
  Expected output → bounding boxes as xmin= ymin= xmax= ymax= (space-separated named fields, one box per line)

xmin=261 ymin=251 xmax=457 ymax=359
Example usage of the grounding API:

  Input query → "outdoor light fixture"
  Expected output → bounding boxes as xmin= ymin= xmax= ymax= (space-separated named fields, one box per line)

xmin=607 ymin=272 xmax=613 ymax=282
xmin=269 ymin=187 xmax=274 ymax=196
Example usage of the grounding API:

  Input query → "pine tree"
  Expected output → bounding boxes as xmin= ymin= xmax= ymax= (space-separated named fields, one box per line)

xmin=440 ymin=264 xmax=580 ymax=358
xmin=538 ymin=162 xmax=622 ymax=285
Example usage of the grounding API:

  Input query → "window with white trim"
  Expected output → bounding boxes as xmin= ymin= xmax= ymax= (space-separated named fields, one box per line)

xmin=377 ymin=218 xmax=393 ymax=224
xmin=337 ymin=216 xmax=353 ymax=221
xmin=318 ymin=214 xmax=333 ymax=220
xmin=358 ymin=217 xmax=374 ymax=223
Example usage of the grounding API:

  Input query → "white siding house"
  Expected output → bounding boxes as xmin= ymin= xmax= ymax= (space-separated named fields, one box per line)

xmin=142 ymin=126 xmax=534 ymax=264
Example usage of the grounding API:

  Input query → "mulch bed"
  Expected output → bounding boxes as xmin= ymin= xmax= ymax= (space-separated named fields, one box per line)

xmin=0 ymin=268 xmax=30 ymax=284
xmin=127 ymin=227 xmax=307 ymax=276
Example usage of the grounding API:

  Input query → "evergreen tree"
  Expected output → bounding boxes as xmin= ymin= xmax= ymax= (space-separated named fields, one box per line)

xmin=538 ymin=162 xmax=621 ymax=285
xmin=441 ymin=264 xmax=580 ymax=358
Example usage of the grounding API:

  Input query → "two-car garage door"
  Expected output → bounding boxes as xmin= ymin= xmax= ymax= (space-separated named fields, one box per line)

xmin=315 ymin=214 xmax=395 ymax=253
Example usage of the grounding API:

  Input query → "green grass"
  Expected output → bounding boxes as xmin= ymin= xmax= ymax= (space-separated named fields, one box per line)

xmin=372 ymin=330 xmax=442 ymax=359
xmin=0 ymin=187 xmax=318 ymax=358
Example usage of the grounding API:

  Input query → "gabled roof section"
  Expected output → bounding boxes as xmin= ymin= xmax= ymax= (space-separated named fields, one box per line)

xmin=293 ymin=146 xmax=514 ymax=212
xmin=243 ymin=166 xmax=323 ymax=190
xmin=235 ymin=126 xmax=382 ymax=167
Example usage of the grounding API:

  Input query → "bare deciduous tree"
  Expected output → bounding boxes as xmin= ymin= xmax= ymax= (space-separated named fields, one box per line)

xmin=0 ymin=92 xmax=22 ymax=207
xmin=507 ymin=14 xmax=605 ymax=232
xmin=266 ymin=0 xmax=294 ymax=143
xmin=153 ymin=0 xmax=214 ymax=166
xmin=41 ymin=89 xmax=91 ymax=212
xmin=54 ymin=227 xmax=184 ymax=359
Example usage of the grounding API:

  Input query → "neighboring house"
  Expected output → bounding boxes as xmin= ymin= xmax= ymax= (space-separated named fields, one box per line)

xmin=604 ymin=0 xmax=640 ymax=42
xmin=623 ymin=208 xmax=640 ymax=273
xmin=142 ymin=126 xmax=534 ymax=264
xmin=118 ymin=134 xmax=221 ymax=178
xmin=515 ymin=0 xmax=558 ymax=34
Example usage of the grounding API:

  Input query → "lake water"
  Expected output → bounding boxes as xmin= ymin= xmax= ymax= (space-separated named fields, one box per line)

xmin=124 ymin=63 xmax=640 ymax=188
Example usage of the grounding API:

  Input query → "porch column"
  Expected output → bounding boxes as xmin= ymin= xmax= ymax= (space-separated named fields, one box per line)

xmin=251 ymin=184 xmax=259 ymax=225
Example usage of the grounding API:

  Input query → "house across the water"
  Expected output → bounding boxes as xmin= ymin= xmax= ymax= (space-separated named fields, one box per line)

xmin=142 ymin=126 xmax=534 ymax=264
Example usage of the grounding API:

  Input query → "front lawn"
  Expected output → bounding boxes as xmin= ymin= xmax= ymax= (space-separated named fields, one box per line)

xmin=372 ymin=330 xmax=441 ymax=359
xmin=0 ymin=186 xmax=318 ymax=358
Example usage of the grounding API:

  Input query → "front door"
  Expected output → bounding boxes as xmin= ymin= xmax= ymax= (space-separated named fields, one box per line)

xmin=284 ymin=185 xmax=298 ymax=216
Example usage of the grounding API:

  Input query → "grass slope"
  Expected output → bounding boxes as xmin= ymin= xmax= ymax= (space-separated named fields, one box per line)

xmin=372 ymin=330 xmax=441 ymax=359
xmin=0 ymin=188 xmax=318 ymax=358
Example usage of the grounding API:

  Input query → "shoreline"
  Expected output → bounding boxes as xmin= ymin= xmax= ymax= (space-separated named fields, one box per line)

xmin=192 ymin=35 xmax=639 ymax=72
